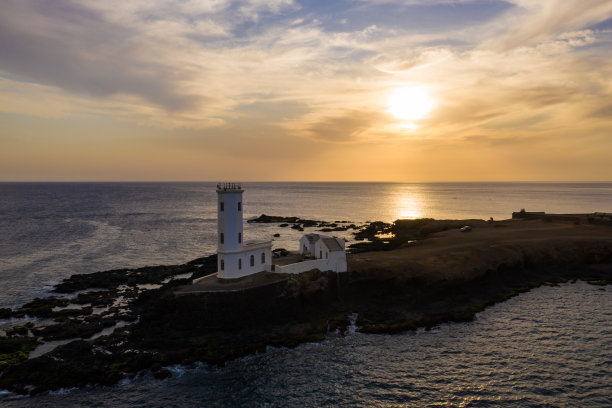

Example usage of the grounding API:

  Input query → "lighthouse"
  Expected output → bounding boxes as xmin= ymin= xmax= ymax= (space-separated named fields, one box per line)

xmin=188 ymin=183 xmax=347 ymax=288
xmin=216 ymin=183 xmax=272 ymax=279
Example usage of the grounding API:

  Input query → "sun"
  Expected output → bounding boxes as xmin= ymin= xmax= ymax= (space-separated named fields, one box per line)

xmin=387 ymin=86 xmax=435 ymax=122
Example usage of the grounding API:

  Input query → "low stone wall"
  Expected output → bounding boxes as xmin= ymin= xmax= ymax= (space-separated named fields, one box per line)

xmin=273 ymin=259 xmax=331 ymax=274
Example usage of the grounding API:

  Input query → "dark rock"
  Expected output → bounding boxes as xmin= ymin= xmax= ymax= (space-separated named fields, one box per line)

xmin=349 ymin=219 xmax=478 ymax=253
xmin=248 ymin=214 xmax=300 ymax=223
xmin=152 ymin=368 xmax=172 ymax=379
xmin=0 ymin=336 xmax=39 ymax=369
xmin=72 ymin=290 xmax=116 ymax=307
xmin=5 ymin=322 xmax=34 ymax=337
xmin=248 ymin=214 xmax=321 ymax=226
xmin=0 ymin=308 xmax=12 ymax=319
xmin=54 ymin=306 xmax=94 ymax=319
xmin=189 ymin=254 xmax=217 ymax=280
xmin=272 ymin=248 xmax=290 ymax=257
xmin=54 ymin=269 xmax=130 ymax=293
xmin=14 ymin=296 xmax=70 ymax=318
xmin=273 ymin=233 xmax=280 ymax=237
xmin=54 ymin=261 xmax=204 ymax=294
xmin=33 ymin=317 xmax=117 ymax=341
xmin=0 ymin=340 xmax=124 ymax=394
xmin=353 ymin=221 xmax=393 ymax=241
xmin=186 ymin=255 xmax=215 ymax=265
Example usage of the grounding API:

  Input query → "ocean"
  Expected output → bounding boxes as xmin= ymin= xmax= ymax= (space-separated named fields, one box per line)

xmin=1 ymin=182 xmax=611 ymax=406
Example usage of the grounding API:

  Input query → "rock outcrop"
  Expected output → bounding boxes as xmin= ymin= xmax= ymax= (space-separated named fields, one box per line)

xmin=1 ymin=218 xmax=611 ymax=395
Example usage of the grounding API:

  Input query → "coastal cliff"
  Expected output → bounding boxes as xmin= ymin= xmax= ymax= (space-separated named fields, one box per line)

xmin=1 ymin=218 xmax=611 ymax=395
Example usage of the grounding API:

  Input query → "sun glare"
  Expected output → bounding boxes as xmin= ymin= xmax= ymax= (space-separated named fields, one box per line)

xmin=387 ymin=86 xmax=435 ymax=123
xmin=394 ymin=192 xmax=424 ymax=220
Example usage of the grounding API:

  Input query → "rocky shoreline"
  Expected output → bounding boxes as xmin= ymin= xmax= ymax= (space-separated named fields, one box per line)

xmin=1 ymin=217 xmax=611 ymax=396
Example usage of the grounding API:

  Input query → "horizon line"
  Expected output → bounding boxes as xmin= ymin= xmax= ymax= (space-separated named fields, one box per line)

xmin=1 ymin=180 xmax=611 ymax=184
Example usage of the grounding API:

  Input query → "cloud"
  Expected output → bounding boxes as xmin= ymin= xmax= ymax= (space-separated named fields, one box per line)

xmin=0 ymin=1 xmax=205 ymax=112
xmin=485 ymin=0 xmax=612 ymax=50
xmin=0 ymin=0 xmax=301 ymax=117
xmin=1 ymin=0 xmax=611 ymax=143
xmin=1 ymin=0 xmax=612 ymax=182
xmin=301 ymin=110 xmax=389 ymax=143
xmin=588 ymin=104 xmax=612 ymax=119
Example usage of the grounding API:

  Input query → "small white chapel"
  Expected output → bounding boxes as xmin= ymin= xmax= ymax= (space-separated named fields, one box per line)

xmin=214 ymin=183 xmax=347 ymax=279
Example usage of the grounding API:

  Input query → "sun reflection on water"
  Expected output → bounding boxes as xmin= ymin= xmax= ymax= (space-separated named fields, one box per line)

xmin=393 ymin=188 xmax=425 ymax=220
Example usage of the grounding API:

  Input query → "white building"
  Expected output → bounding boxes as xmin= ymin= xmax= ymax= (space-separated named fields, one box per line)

xmin=209 ymin=183 xmax=347 ymax=280
xmin=216 ymin=183 xmax=272 ymax=279
xmin=299 ymin=233 xmax=347 ymax=271
xmin=268 ymin=234 xmax=347 ymax=275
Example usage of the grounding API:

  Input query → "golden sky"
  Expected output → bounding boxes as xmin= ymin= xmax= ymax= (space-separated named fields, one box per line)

xmin=1 ymin=0 xmax=612 ymax=181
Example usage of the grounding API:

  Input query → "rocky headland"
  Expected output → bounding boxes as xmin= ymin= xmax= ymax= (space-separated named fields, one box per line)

xmin=1 ymin=215 xmax=611 ymax=395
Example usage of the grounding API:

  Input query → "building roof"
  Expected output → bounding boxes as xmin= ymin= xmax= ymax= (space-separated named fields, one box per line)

xmin=321 ymin=237 xmax=343 ymax=252
xmin=302 ymin=233 xmax=321 ymax=243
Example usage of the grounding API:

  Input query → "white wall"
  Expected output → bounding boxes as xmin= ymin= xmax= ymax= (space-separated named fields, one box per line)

xmin=329 ymin=251 xmax=347 ymax=272
xmin=298 ymin=236 xmax=316 ymax=256
xmin=217 ymin=189 xmax=243 ymax=253
xmin=272 ymin=256 xmax=346 ymax=274
xmin=272 ymin=258 xmax=330 ymax=274
xmin=218 ymin=245 xmax=271 ymax=279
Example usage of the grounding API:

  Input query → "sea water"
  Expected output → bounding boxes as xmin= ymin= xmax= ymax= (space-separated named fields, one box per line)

xmin=1 ymin=182 xmax=611 ymax=308
xmin=1 ymin=281 xmax=610 ymax=407
xmin=0 ymin=182 xmax=611 ymax=406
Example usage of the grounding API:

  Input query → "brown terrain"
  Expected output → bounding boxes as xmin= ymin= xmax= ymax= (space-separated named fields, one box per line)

xmin=350 ymin=219 xmax=612 ymax=280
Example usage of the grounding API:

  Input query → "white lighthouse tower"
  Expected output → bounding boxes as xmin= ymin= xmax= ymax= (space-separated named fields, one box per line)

xmin=216 ymin=183 xmax=272 ymax=279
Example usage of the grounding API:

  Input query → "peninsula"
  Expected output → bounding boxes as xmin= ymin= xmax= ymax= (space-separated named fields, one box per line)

xmin=1 ymin=215 xmax=611 ymax=395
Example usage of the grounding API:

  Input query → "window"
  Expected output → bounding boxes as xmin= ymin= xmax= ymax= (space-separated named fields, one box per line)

xmin=261 ymin=252 xmax=265 ymax=264
xmin=250 ymin=255 xmax=254 ymax=267
xmin=238 ymin=232 xmax=242 ymax=244
xmin=238 ymin=202 xmax=242 ymax=211
xmin=220 ymin=233 xmax=224 ymax=244
xmin=319 ymin=250 xmax=322 ymax=259
xmin=220 ymin=202 xmax=224 ymax=211
xmin=325 ymin=252 xmax=328 ymax=259
xmin=220 ymin=259 xmax=224 ymax=271
xmin=238 ymin=259 xmax=242 ymax=269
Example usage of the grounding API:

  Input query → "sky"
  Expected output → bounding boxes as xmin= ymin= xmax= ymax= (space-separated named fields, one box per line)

xmin=1 ymin=0 xmax=612 ymax=182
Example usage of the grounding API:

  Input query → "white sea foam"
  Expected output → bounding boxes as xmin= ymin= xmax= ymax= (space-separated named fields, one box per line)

xmin=161 ymin=272 xmax=194 ymax=284
xmin=48 ymin=387 xmax=78 ymax=396
xmin=265 ymin=345 xmax=288 ymax=353
xmin=88 ymin=319 xmax=137 ymax=340
xmin=165 ymin=365 xmax=188 ymax=377
xmin=92 ymin=305 xmax=110 ymax=315
xmin=0 ymin=389 xmax=15 ymax=398
xmin=51 ymin=303 xmax=89 ymax=312
xmin=347 ymin=312 xmax=359 ymax=335
xmin=118 ymin=377 xmax=133 ymax=386
xmin=137 ymin=283 xmax=162 ymax=290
